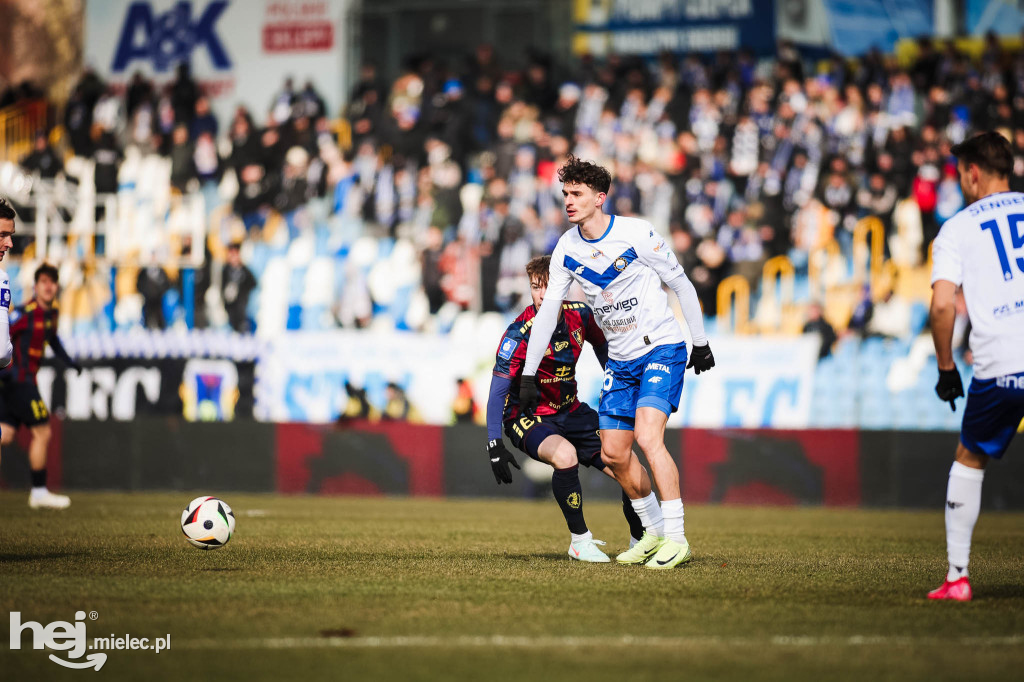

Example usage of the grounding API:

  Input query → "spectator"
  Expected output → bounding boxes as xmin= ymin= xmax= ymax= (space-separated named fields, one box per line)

xmin=136 ymin=259 xmax=172 ymax=330
xmin=803 ymin=301 xmax=837 ymax=359
xmin=20 ymin=131 xmax=63 ymax=180
xmin=222 ymin=242 xmax=257 ymax=333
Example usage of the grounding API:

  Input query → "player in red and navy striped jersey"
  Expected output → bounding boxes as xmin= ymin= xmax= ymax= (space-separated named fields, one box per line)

xmin=487 ymin=256 xmax=654 ymax=562
xmin=0 ymin=263 xmax=81 ymax=510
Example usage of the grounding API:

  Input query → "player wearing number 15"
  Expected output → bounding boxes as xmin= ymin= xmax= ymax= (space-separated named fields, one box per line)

xmin=928 ymin=132 xmax=1024 ymax=601
xmin=0 ymin=262 xmax=82 ymax=510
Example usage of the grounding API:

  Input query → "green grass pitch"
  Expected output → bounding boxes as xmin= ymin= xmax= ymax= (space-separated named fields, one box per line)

xmin=2 ymin=492 xmax=1023 ymax=681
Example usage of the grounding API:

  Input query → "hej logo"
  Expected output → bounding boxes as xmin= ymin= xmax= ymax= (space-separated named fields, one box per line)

xmin=9 ymin=611 xmax=107 ymax=670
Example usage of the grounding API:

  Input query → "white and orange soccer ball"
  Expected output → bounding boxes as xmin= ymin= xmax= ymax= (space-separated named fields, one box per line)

xmin=180 ymin=496 xmax=236 ymax=550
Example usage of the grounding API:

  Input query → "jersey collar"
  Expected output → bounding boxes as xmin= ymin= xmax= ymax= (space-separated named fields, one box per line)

xmin=577 ymin=215 xmax=615 ymax=243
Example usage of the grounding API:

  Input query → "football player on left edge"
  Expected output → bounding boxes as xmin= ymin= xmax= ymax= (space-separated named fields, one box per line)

xmin=487 ymin=255 xmax=652 ymax=562
xmin=0 ymin=198 xmax=18 ymax=490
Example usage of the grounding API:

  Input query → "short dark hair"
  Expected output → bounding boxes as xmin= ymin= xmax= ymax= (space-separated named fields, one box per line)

xmin=0 ymin=196 xmax=16 ymax=222
xmin=526 ymin=255 xmax=550 ymax=286
xmin=557 ymin=155 xmax=612 ymax=194
xmin=951 ymin=131 xmax=1013 ymax=178
xmin=35 ymin=263 xmax=59 ymax=284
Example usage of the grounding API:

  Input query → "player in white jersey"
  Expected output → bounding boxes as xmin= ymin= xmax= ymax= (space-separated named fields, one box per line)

xmin=928 ymin=132 xmax=1024 ymax=601
xmin=519 ymin=156 xmax=715 ymax=569
xmin=0 ymin=198 xmax=18 ymax=475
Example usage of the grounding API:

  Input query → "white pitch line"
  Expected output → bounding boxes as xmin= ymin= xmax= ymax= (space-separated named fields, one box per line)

xmin=171 ymin=634 xmax=1024 ymax=650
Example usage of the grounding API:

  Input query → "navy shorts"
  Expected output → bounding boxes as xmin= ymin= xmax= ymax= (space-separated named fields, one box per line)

xmin=599 ymin=342 xmax=687 ymax=430
xmin=504 ymin=402 xmax=605 ymax=469
xmin=0 ymin=379 xmax=49 ymax=429
xmin=960 ymin=371 xmax=1024 ymax=459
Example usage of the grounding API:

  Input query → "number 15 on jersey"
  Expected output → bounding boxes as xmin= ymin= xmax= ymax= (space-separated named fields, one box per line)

xmin=980 ymin=213 xmax=1024 ymax=281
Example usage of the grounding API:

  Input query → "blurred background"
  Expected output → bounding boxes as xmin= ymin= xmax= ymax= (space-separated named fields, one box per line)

xmin=0 ymin=0 xmax=1022 ymax=505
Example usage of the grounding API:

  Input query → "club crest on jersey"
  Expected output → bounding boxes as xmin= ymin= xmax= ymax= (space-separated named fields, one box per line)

xmin=571 ymin=328 xmax=583 ymax=345
xmin=498 ymin=338 xmax=518 ymax=360
xmin=613 ymin=257 xmax=628 ymax=272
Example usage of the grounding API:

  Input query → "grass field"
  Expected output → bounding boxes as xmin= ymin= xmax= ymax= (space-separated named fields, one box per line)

xmin=2 ymin=491 xmax=1023 ymax=681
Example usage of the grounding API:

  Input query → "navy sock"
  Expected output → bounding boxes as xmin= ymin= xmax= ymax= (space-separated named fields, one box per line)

xmin=31 ymin=468 xmax=46 ymax=489
xmin=621 ymin=490 xmax=645 ymax=540
xmin=551 ymin=465 xmax=587 ymax=535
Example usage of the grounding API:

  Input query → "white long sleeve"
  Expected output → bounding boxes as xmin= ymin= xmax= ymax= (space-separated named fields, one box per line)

xmin=0 ymin=269 xmax=11 ymax=368
xmin=522 ymin=293 xmax=561 ymax=376
xmin=665 ymin=271 xmax=707 ymax=346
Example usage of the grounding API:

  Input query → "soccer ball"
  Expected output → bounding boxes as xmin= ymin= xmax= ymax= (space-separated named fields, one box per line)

xmin=180 ymin=496 xmax=236 ymax=550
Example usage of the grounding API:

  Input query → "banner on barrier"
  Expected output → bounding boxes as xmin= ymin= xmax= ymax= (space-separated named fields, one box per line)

xmin=255 ymin=330 xmax=821 ymax=429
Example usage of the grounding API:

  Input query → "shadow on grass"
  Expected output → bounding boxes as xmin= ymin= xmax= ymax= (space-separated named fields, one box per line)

xmin=502 ymin=553 xmax=570 ymax=562
xmin=977 ymin=584 xmax=1024 ymax=599
xmin=0 ymin=551 xmax=84 ymax=562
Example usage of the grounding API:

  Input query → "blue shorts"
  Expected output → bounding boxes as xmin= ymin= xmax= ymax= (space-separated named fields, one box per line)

xmin=504 ymin=402 xmax=605 ymax=469
xmin=599 ymin=342 xmax=687 ymax=431
xmin=961 ymin=371 xmax=1024 ymax=459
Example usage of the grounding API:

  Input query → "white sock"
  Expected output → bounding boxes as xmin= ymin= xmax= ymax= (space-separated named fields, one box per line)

xmin=570 ymin=530 xmax=592 ymax=544
xmin=30 ymin=486 xmax=47 ymax=496
xmin=630 ymin=493 xmax=664 ymax=537
xmin=945 ymin=462 xmax=984 ymax=582
xmin=661 ymin=498 xmax=686 ymax=542
xmin=629 ymin=536 xmax=639 ymax=548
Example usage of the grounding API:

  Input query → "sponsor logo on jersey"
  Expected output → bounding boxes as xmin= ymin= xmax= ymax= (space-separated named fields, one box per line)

xmin=498 ymin=337 xmax=518 ymax=360
xmin=654 ymin=240 xmax=667 ymax=252
xmin=645 ymin=362 xmax=671 ymax=373
xmin=590 ymin=249 xmax=603 ymax=259
xmin=571 ymin=328 xmax=583 ymax=345
xmin=0 ymin=286 xmax=10 ymax=308
xmin=553 ymin=341 xmax=569 ymax=351
xmin=595 ymin=297 xmax=639 ymax=314
xmin=604 ymin=315 xmax=637 ymax=333
xmin=602 ymin=290 xmax=614 ymax=305
xmin=554 ymin=365 xmax=573 ymax=378
xmin=647 ymin=376 xmax=663 ymax=384
xmin=574 ymin=265 xmax=586 ymax=274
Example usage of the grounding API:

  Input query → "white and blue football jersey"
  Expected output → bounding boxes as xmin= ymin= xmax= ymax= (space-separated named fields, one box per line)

xmin=932 ymin=191 xmax=1024 ymax=379
xmin=546 ymin=215 xmax=689 ymax=362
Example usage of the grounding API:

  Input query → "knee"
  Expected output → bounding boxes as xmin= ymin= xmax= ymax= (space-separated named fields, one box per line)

xmin=33 ymin=425 xmax=51 ymax=444
xmin=550 ymin=443 xmax=579 ymax=470
xmin=0 ymin=428 xmax=13 ymax=446
xmin=635 ymin=431 xmax=662 ymax=457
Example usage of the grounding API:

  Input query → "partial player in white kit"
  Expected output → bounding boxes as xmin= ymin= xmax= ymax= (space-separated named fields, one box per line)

xmin=929 ymin=132 xmax=1024 ymax=601
xmin=519 ymin=156 xmax=715 ymax=569
xmin=0 ymin=198 xmax=18 ymax=474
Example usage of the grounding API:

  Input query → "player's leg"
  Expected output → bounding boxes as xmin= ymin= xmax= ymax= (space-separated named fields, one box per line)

xmin=634 ymin=342 xmax=691 ymax=569
xmin=506 ymin=414 xmax=607 ymax=562
xmin=21 ymin=385 xmax=68 ymax=510
xmin=564 ymin=401 xmax=648 ymax=547
xmin=929 ymin=372 xmax=1024 ymax=600
xmin=534 ymin=432 xmax=609 ymax=562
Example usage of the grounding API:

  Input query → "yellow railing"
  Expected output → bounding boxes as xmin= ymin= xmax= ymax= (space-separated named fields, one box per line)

xmin=0 ymin=99 xmax=48 ymax=163
xmin=716 ymin=274 xmax=750 ymax=334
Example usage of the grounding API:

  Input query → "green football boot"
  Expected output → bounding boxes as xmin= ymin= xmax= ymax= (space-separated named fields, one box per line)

xmin=644 ymin=538 xmax=692 ymax=570
xmin=615 ymin=531 xmax=665 ymax=565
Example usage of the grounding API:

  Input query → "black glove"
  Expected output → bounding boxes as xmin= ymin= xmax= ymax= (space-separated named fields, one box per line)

xmin=519 ymin=375 xmax=538 ymax=415
xmin=687 ymin=343 xmax=715 ymax=374
xmin=487 ymin=439 xmax=520 ymax=485
xmin=935 ymin=367 xmax=964 ymax=411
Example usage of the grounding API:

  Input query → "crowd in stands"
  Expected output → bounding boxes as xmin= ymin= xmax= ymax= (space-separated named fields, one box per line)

xmin=11 ymin=35 xmax=1024 ymax=338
